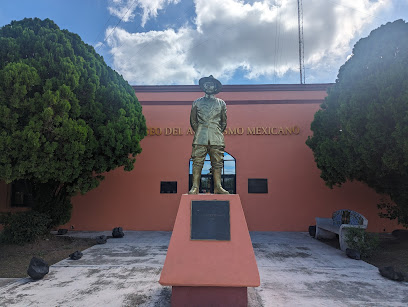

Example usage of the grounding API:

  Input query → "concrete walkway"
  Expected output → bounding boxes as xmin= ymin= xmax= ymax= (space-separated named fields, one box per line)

xmin=0 ymin=231 xmax=407 ymax=306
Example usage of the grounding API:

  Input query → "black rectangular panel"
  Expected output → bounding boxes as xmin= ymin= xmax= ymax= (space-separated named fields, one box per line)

xmin=160 ymin=181 xmax=177 ymax=193
xmin=191 ymin=200 xmax=230 ymax=241
xmin=248 ymin=178 xmax=268 ymax=193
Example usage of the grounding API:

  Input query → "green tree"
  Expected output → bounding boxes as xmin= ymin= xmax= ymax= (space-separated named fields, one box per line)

xmin=0 ymin=18 xmax=146 ymax=228
xmin=306 ymin=20 xmax=408 ymax=227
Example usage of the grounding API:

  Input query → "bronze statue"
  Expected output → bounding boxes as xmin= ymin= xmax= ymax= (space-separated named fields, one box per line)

xmin=189 ymin=75 xmax=229 ymax=194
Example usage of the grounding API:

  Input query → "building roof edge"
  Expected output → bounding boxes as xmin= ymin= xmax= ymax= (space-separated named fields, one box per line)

xmin=133 ymin=83 xmax=334 ymax=93
xmin=139 ymin=99 xmax=324 ymax=106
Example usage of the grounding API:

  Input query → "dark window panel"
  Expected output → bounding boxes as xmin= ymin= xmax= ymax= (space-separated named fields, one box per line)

xmin=160 ymin=181 xmax=177 ymax=194
xmin=248 ymin=179 xmax=268 ymax=194
xmin=11 ymin=180 xmax=33 ymax=207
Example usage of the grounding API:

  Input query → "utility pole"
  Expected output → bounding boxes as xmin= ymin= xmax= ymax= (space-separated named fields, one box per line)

xmin=297 ymin=0 xmax=305 ymax=84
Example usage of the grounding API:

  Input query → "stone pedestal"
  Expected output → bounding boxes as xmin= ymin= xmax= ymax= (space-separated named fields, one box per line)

xmin=159 ymin=194 xmax=260 ymax=307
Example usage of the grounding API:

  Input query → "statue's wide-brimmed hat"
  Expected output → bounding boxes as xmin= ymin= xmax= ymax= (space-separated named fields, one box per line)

xmin=199 ymin=75 xmax=222 ymax=94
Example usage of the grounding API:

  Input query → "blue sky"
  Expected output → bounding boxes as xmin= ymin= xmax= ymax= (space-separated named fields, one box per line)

xmin=1 ymin=0 xmax=408 ymax=85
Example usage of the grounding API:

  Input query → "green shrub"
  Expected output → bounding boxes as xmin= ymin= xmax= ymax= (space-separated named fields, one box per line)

xmin=345 ymin=228 xmax=380 ymax=258
xmin=0 ymin=211 xmax=52 ymax=245
xmin=32 ymin=182 xmax=73 ymax=228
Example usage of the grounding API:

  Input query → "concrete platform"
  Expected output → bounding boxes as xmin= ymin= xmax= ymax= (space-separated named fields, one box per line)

xmin=0 ymin=231 xmax=407 ymax=306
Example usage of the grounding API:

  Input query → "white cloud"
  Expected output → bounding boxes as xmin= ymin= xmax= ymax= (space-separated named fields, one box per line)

xmin=108 ymin=0 xmax=180 ymax=26
xmin=107 ymin=27 xmax=199 ymax=84
xmin=105 ymin=0 xmax=394 ymax=84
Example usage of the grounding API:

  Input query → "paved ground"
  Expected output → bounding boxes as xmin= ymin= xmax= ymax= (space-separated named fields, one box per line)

xmin=0 ymin=231 xmax=407 ymax=306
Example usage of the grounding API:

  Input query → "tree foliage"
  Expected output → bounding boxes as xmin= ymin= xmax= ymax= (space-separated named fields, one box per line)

xmin=306 ymin=20 xmax=408 ymax=227
xmin=0 ymin=18 xmax=146 ymax=227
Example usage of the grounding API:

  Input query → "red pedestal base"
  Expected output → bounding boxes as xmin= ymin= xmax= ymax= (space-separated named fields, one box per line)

xmin=159 ymin=194 xmax=260 ymax=306
xmin=172 ymin=286 xmax=247 ymax=307
xmin=159 ymin=194 xmax=260 ymax=287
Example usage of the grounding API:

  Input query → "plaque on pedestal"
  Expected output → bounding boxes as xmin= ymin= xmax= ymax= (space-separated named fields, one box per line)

xmin=191 ymin=200 xmax=230 ymax=241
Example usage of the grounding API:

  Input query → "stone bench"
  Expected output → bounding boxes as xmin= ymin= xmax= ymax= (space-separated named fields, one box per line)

xmin=315 ymin=209 xmax=368 ymax=251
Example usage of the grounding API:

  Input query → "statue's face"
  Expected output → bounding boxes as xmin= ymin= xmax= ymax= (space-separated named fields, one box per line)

xmin=203 ymin=81 xmax=216 ymax=94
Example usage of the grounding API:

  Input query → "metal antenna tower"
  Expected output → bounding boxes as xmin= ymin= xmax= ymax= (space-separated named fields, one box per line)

xmin=297 ymin=0 xmax=305 ymax=84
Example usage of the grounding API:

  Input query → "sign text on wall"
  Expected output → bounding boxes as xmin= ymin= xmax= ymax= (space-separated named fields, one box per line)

xmin=147 ymin=126 xmax=301 ymax=136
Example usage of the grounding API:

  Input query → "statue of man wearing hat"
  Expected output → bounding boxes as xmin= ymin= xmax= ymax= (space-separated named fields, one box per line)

xmin=189 ymin=75 xmax=229 ymax=194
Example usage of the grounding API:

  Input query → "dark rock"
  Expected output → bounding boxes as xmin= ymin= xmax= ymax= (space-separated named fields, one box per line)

xmin=391 ymin=229 xmax=408 ymax=240
xmin=27 ymin=257 xmax=49 ymax=280
xmin=308 ymin=225 xmax=316 ymax=237
xmin=96 ymin=235 xmax=107 ymax=244
xmin=112 ymin=227 xmax=125 ymax=238
xmin=379 ymin=266 xmax=405 ymax=281
xmin=346 ymin=248 xmax=361 ymax=260
xmin=69 ymin=251 xmax=83 ymax=260
xmin=57 ymin=229 xmax=68 ymax=235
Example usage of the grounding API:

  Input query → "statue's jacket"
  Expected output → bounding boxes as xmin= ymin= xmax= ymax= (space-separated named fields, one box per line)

xmin=190 ymin=96 xmax=227 ymax=146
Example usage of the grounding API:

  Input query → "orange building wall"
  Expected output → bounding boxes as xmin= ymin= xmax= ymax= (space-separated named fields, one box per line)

xmin=63 ymin=85 xmax=397 ymax=233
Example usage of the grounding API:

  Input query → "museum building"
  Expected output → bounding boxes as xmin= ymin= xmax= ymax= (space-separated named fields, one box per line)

xmin=0 ymin=83 xmax=398 ymax=232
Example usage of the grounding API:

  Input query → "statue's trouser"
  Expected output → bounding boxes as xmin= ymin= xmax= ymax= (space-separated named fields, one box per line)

xmin=188 ymin=145 xmax=229 ymax=194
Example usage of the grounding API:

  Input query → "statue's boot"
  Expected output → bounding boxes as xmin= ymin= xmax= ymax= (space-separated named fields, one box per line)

xmin=188 ymin=166 xmax=202 ymax=194
xmin=213 ymin=168 xmax=229 ymax=194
